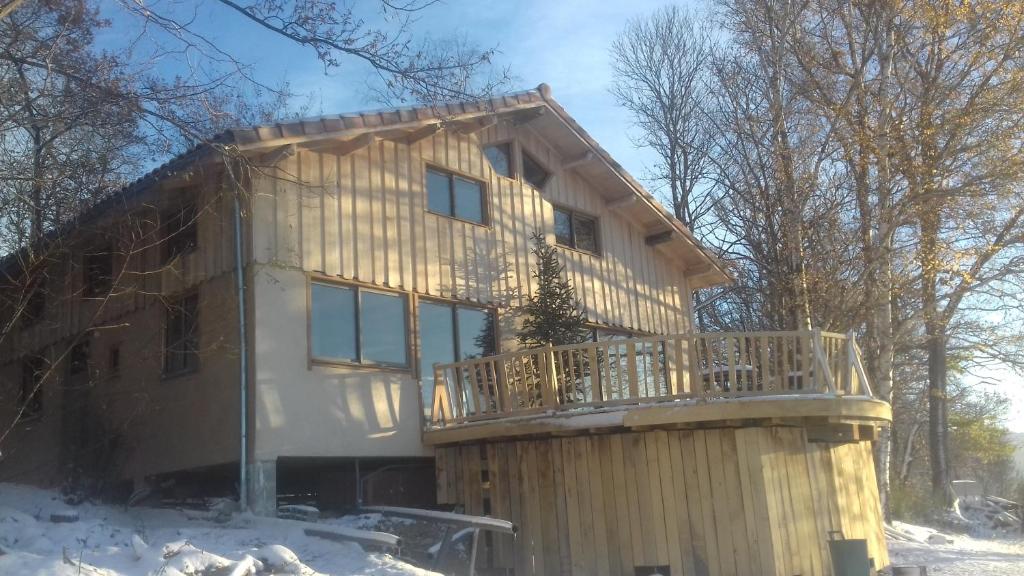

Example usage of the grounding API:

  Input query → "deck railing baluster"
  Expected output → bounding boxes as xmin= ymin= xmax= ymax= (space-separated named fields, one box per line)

xmin=421 ymin=330 xmax=874 ymax=429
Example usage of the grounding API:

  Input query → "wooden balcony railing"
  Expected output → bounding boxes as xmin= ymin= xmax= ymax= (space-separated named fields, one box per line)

xmin=426 ymin=330 xmax=873 ymax=429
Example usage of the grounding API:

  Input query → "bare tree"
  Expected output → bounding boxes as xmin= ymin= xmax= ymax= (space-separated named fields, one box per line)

xmin=610 ymin=6 xmax=717 ymax=234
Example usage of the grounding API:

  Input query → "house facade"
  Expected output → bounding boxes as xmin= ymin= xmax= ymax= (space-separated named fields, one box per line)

xmin=0 ymin=85 xmax=728 ymax=511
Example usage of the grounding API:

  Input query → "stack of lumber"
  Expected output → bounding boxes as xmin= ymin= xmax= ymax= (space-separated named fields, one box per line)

xmin=960 ymin=495 xmax=1021 ymax=531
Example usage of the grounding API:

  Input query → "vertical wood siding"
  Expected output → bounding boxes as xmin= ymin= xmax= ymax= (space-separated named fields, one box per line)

xmin=437 ymin=429 xmax=888 ymax=576
xmin=1 ymin=172 xmax=237 ymax=361
xmin=252 ymin=122 xmax=692 ymax=335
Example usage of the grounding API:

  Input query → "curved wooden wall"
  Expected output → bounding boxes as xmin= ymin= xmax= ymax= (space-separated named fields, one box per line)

xmin=436 ymin=427 xmax=887 ymax=576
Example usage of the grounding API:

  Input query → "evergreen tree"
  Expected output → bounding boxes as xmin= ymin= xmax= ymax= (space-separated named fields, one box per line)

xmin=518 ymin=234 xmax=590 ymax=347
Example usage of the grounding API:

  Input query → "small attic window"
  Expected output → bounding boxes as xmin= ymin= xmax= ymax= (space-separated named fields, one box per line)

xmin=522 ymin=151 xmax=550 ymax=189
xmin=484 ymin=143 xmax=513 ymax=178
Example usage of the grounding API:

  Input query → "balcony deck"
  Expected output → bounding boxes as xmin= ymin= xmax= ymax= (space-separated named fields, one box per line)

xmin=424 ymin=330 xmax=891 ymax=445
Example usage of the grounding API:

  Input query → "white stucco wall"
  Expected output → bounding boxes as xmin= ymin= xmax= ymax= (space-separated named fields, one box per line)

xmin=251 ymin=265 xmax=429 ymax=460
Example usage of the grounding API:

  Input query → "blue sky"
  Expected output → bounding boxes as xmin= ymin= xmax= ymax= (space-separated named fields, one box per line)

xmin=97 ymin=0 xmax=1024 ymax=431
xmin=97 ymin=0 xmax=678 ymax=185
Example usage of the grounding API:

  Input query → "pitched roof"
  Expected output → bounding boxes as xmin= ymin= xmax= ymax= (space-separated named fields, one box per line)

xmin=4 ymin=85 xmax=730 ymax=287
xmin=215 ymin=84 xmax=729 ymax=287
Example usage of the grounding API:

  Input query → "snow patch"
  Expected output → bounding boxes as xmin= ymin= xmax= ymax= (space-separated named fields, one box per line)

xmin=0 ymin=483 xmax=438 ymax=576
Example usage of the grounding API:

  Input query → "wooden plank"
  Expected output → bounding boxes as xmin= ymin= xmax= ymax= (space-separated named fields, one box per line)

xmin=507 ymin=443 xmax=526 ymax=575
xmin=804 ymin=443 xmax=836 ymax=576
xmin=721 ymin=430 xmax=754 ymax=576
xmin=737 ymin=428 xmax=777 ymax=576
xmin=522 ymin=441 xmax=544 ymax=575
xmin=486 ymin=443 xmax=512 ymax=570
xmin=561 ymin=438 xmax=585 ymax=575
xmin=666 ymin=432 xmax=698 ymax=576
xmin=726 ymin=337 xmax=737 ymax=397
xmin=596 ymin=436 xmax=624 ymax=576
xmin=626 ymin=342 xmax=640 ymax=398
xmin=536 ymin=440 xmax=561 ymax=574
xmin=704 ymin=430 xmax=738 ymax=576
xmin=758 ymin=429 xmax=791 ymax=576
xmin=653 ymin=431 xmax=684 ymax=576
xmin=621 ymin=433 xmax=647 ymax=567
xmin=573 ymin=437 xmax=598 ymax=576
xmin=692 ymin=430 xmax=722 ymax=576
xmin=773 ymin=430 xmax=804 ymax=576
xmin=588 ymin=346 xmax=602 ymax=402
xmin=609 ymin=434 xmax=635 ymax=575
xmin=585 ymin=437 xmax=612 ymax=576
xmin=642 ymin=432 xmax=671 ymax=567
xmin=551 ymin=437 xmax=572 ymax=575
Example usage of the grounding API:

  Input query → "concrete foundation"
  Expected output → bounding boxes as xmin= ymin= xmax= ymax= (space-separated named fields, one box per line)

xmin=247 ymin=459 xmax=277 ymax=516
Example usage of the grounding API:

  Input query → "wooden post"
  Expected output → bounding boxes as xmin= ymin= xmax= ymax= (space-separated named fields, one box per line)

xmin=540 ymin=344 xmax=559 ymax=407
xmin=626 ymin=341 xmax=640 ymax=399
xmin=812 ymin=329 xmax=836 ymax=394
xmin=845 ymin=331 xmax=857 ymax=396
xmin=688 ymin=334 xmax=703 ymax=399
xmin=588 ymin=345 xmax=603 ymax=402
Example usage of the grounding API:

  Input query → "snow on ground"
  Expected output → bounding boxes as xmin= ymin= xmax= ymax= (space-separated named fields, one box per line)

xmin=0 ymin=483 xmax=438 ymax=576
xmin=888 ymin=520 xmax=1024 ymax=575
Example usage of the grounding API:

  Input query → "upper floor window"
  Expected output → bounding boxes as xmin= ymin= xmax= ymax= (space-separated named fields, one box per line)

xmin=84 ymin=246 xmax=113 ymax=297
xmin=554 ymin=207 xmax=599 ymax=254
xmin=426 ymin=167 xmax=487 ymax=225
xmin=163 ymin=203 xmax=198 ymax=262
xmin=68 ymin=340 xmax=90 ymax=378
xmin=19 ymin=355 xmax=45 ymax=420
xmin=310 ymin=281 xmax=408 ymax=367
xmin=522 ymin=151 xmax=550 ymax=189
xmin=21 ymin=278 xmax=46 ymax=326
xmin=164 ymin=293 xmax=199 ymax=375
xmin=483 ymin=143 xmax=513 ymax=178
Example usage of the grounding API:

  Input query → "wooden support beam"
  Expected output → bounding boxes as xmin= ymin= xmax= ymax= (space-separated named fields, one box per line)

xmin=257 ymin=144 xmax=296 ymax=166
xmin=302 ymin=133 xmax=377 ymax=156
xmin=397 ymin=123 xmax=441 ymax=145
xmin=157 ymin=170 xmax=194 ymax=190
xmin=509 ymin=105 xmax=546 ymax=126
xmin=606 ymin=194 xmax=637 ymax=210
xmin=447 ymin=116 xmax=496 ymax=135
xmin=645 ymin=230 xmax=675 ymax=246
xmin=806 ymin=423 xmax=859 ymax=443
xmin=562 ymin=151 xmax=596 ymax=171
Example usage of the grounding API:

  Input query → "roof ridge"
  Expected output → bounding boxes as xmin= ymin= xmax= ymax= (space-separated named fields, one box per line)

xmin=221 ymin=85 xmax=548 ymax=138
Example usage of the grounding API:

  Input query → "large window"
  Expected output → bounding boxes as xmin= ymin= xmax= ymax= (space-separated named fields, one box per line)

xmin=310 ymin=282 xmax=408 ymax=367
xmin=164 ymin=294 xmax=199 ymax=375
xmin=19 ymin=355 xmax=45 ymax=420
xmin=554 ymin=207 xmax=599 ymax=254
xmin=163 ymin=203 xmax=198 ymax=262
xmin=66 ymin=340 xmax=91 ymax=388
xmin=21 ymin=279 xmax=45 ymax=326
xmin=483 ymin=143 xmax=513 ymax=178
xmin=521 ymin=151 xmax=550 ymax=189
xmin=83 ymin=246 xmax=113 ymax=297
xmin=418 ymin=301 xmax=496 ymax=414
xmin=426 ymin=166 xmax=487 ymax=225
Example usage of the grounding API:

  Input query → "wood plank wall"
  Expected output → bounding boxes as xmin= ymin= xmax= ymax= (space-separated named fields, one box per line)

xmin=436 ymin=428 xmax=888 ymax=576
xmin=251 ymin=121 xmax=692 ymax=335
xmin=0 ymin=172 xmax=237 ymax=362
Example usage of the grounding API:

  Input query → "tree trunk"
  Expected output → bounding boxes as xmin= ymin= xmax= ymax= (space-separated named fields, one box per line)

xmin=927 ymin=326 xmax=950 ymax=500
xmin=920 ymin=208 xmax=951 ymax=503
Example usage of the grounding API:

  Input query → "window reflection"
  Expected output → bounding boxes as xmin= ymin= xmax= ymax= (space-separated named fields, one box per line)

xmin=310 ymin=282 xmax=407 ymax=367
xmin=418 ymin=301 xmax=495 ymax=416
xmin=484 ymin=143 xmax=512 ymax=178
